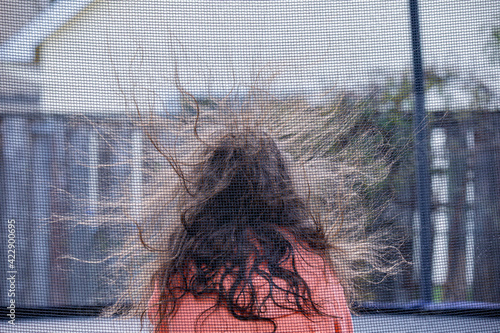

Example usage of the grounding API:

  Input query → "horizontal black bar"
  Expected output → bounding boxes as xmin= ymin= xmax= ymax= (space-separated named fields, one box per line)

xmin=1 ymin=305 xmax=108 ymax=319
xmin=2 ymin=302 xmax=500 ymax=320
xmin=354 ymin=301 xmax=500 ymax=317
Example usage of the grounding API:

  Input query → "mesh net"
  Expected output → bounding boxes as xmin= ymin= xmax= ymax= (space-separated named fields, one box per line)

xmin=1 ymin=1 xmax=499 ymax=332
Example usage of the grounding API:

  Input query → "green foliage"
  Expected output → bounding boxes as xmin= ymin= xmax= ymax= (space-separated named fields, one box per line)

xmin=487 ymin=25 xmax=500 ymax=64
xmin=433 ymin=285 xmax=444 ymax=303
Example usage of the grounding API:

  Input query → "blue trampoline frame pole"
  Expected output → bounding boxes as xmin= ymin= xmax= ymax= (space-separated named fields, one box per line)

xmin=409 ymin=0 xmax=433 ymax=304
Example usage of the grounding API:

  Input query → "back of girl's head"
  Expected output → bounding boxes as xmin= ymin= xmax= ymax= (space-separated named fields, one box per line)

xmin=181 ymin=129 xmax=308 ymax=234
xmin=99 ymin=90 xmax=403 ymax=328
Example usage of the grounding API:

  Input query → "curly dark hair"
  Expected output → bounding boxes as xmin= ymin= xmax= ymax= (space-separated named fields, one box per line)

xmin=95 ymin=91 xmax=402 ymax=332
xmin=149 ymin=129 xmax=336 ymax=332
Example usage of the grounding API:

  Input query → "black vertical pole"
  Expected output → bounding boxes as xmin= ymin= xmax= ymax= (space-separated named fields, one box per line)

xmin=409 ymin=0 xmax=433 ymax=304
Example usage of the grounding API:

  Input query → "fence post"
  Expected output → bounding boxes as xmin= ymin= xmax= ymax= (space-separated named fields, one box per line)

xmin=30 ymin=118 xmax=54 ymax=307
xmin=409 ymin=0 xmax=433 ymax=304
xmin=68 ymin=125 xmax=99 ymax=306
xmin=1 ymin=117 xmax=33 ymax=307
xmin=473 ymin=111 xmax=500 ymax=302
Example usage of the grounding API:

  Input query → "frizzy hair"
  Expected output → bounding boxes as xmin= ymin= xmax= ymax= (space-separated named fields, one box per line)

xmin=97 ymin=89 xmax=402 ymax=331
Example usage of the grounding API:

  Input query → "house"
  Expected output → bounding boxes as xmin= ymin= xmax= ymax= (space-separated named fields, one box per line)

xmin=1 ymin=0 xmax=496 ymax=114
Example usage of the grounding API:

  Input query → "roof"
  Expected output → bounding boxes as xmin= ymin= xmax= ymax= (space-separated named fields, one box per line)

xmin=0 ymin=0 xmax=94 ymax=62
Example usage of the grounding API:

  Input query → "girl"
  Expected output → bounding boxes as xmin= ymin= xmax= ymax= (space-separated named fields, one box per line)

xmin=147 ymin=129 xmax=353 ymax=332
xmin=109 ymin=93 xmax=396 ymax=333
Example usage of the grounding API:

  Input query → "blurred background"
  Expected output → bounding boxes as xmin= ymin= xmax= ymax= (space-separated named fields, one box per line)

xmin=0 ymin=0 xmax=499 ymax=331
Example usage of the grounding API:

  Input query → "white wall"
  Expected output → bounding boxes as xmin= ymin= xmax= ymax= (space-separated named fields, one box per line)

xmin=39 ymin=0 xmax=500 ymax=114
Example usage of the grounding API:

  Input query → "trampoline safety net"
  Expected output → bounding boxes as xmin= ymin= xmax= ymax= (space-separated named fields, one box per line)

xmin=0 ymin=1 xmax=499 ymax=332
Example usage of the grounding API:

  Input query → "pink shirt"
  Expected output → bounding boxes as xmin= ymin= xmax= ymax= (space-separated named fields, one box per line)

xmin=148 ymin=247 xmax=353 ymax=333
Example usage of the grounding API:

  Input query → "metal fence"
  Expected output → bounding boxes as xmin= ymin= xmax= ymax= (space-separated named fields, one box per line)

xmin=0 ymin=114 xmax=138 ymax=308
xmin=1 ymin=108 xmax=499 ymax=312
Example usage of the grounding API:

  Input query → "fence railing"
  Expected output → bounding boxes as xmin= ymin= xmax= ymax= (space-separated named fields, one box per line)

xmin=1 ymin=111 xmax=499 ymax=311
